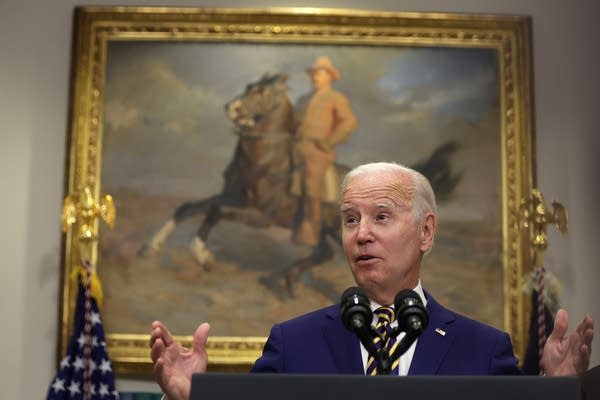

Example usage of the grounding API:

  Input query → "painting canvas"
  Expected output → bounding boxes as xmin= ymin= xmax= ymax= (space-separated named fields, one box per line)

xmin=60 ymin=7 xmax=535 ymax=375
xmin=99 ymin=42 xmax=502 ymax=335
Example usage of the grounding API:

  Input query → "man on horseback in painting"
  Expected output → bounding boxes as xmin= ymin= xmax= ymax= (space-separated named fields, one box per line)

xmin=292 ymin=56 xmax=358 ymax=247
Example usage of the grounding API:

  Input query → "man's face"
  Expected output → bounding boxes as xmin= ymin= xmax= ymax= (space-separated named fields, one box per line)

xmin=340 ymin=170 xmax=435 ymax=305
xmin=311 ymin=68 xmax=333 ymax=90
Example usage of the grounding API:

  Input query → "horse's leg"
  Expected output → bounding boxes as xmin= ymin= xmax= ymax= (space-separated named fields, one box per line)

xmin=138 ymin=197 xmax=219 ymax=257
xmin=189 ymin=204 xmax=221 ymax=270
xmin=285 ymin=232 xmax=335 ymax=297
xmin=138 ymin=218 xmax=179 ymax=257
xmin=145 ymin=218 xmax=176 ymax=253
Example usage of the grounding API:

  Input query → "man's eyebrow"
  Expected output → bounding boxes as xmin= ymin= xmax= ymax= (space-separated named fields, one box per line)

xmin=340 ymin=201 xmax=396 ymax=213
xmin=340 ymin=205 xmax=352 ymax=213
xmin=375 ymin=201 xmax=395 ymax=209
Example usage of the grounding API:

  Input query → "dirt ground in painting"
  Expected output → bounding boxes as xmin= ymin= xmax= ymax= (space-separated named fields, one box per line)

xmin=98 ymin=189 xmax=503 ymax=337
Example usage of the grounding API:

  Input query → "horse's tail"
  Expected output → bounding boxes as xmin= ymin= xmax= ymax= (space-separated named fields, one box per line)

xmin=411 ymin=139 xmax=462 ymax=201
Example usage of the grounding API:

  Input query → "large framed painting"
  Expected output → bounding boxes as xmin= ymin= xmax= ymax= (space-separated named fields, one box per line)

xmin=59 ymin=7 xmax=536 ymax=376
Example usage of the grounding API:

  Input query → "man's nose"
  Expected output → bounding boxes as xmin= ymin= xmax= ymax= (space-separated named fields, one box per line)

xmin=356 ymin=220 xmax=374 ymax=243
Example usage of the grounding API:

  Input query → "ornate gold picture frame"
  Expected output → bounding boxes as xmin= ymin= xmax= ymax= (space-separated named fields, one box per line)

xmin=60 ymin=6 xmax=535 ymax=377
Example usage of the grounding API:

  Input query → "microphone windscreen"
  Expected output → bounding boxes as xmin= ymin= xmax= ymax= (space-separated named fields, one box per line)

xmin=394 ymin=289 xmax=429 ymax=332
xmin=394 ymin=289 xmax=423 ymax=307
xmin=341 ymin=286 xmax=367 ymax=302
xmin=340 ymin=286 xmax=371 ymax=332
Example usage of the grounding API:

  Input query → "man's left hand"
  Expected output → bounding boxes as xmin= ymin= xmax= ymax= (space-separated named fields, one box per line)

xmin=541 ymin=309 xmax=594 ymax=376
xmin=314 ymin=139 xmax=333 ymax=151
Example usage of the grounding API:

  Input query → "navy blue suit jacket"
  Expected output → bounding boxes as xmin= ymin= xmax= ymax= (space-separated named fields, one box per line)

xmin=251 ymin=292 xmax=520 ymax=375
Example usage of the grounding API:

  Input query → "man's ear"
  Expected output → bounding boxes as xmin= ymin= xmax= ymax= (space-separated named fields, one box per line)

xmin=420 ymin=212 xmax=436 ymax=252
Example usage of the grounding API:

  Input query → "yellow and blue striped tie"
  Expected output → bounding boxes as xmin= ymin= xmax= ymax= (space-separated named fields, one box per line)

xmin=365 ymin=306 xmax=399 ymax=375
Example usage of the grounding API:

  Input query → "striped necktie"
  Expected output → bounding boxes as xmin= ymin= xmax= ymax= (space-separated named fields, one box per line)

xmin=365 ymin=306 xmax=399 ymax=375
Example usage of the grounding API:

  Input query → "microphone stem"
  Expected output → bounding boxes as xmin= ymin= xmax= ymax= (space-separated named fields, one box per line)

xmin=376 ymin=351 xmax=391 ymax=375
xmin=355 ymin=328 xmax=392 ymax=375
xmin=388 ymin=330 xmax=419 ymax=366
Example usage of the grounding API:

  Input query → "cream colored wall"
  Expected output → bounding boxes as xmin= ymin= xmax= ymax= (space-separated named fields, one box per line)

xmin=1 ymin=0 xmax=598 ymax=398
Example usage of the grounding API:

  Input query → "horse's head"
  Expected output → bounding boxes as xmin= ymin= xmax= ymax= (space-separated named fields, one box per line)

xmin=225 ymin=73 xmax=291 ymax=132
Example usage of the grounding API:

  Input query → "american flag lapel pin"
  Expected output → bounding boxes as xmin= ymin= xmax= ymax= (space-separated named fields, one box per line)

xmin=435 ymin=328 xmax=446 ymax=336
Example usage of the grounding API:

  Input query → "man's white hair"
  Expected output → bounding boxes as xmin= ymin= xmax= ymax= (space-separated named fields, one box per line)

xmin=340 ymin=162 xmax=437 ymax=223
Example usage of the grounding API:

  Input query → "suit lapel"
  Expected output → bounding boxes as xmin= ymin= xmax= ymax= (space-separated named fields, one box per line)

xmin=323 ymin=306 xmax=364 ymax=374
xmin=408 ymin=292 xmax=456 ymax=375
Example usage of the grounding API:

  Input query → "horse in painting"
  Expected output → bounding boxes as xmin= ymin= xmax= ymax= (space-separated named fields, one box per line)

xmin=139 ymin=71 xmax=460 ymax=300
xmin=139 ymin=73 xmax=345 ymax=297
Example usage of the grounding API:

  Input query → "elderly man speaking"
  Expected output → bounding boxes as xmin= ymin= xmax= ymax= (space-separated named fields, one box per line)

xmin=150 ymin=162 xmax=594 ymax=400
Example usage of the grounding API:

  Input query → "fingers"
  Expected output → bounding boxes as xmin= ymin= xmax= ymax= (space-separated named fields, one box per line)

xmin=192 ymin=322 xmax=211 ymax=355
xmin=150 ymin=337 xmax=165 ymax=363
xmin=576 ymin=315 xmax=594 ymax=374
xmin=573 ymin=314 xmax=594 ymax=348
xmin=150 ymin=321 xmax=176 ymax=365
xmin=581 ymin=314 xmax=595 ymax=344
xmin=566 ymin=314 xmax=594 ymax=376
xmin=548 ymin=308 xmax=569 ymax=342
xmin=579 ymin=344 xmax=590 ymax=365
xmin=151 ymin=320 xmax=174 ymax=347
xmin=574 ymin=342 xmax=591 ymax=376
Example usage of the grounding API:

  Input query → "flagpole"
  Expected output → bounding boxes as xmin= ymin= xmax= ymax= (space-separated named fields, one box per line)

xmin=81 ymin=259 xmax=94 ymax=400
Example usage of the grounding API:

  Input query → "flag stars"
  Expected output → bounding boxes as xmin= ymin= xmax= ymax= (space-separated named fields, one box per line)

xmin=78 ymin=333 xmax=86 ymax=348
xmin=71 ymin=355 xmax=99 ymax=373
xmin=100 ymin=358 xmax=113 ymax=374
xmin=98 ymin=382 xmax=110 ymax=397
xmin=73 ymin=356 xmax=85 ymax=371
xmin=67 ymin=381 xmax=81 ymax=396
xmin=51 ymin=378 xmax=65 ymax=393
xmin=59 ymin=356 xmax=71 ymax=370
xmin=77 ymin=332 xmax=100 ymax=348
xmin=90 ymin=310 xmax=102 ymax=325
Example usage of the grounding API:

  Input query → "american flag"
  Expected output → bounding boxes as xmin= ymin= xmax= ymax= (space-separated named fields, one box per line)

xmin=47 ymin=262 xmax=119 ymax=399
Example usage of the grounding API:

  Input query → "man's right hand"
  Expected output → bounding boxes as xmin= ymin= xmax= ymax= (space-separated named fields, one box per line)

xmin=150 ymin=321 xmax=211 ymax=400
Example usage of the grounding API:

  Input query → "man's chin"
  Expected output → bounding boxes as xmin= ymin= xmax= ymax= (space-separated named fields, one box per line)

xmin=353 ymin=276 xmax=382 ymax=295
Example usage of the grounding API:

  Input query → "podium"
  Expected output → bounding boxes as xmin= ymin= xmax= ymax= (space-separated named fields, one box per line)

xmin=191 ymin=373 xmax=582 ymax=400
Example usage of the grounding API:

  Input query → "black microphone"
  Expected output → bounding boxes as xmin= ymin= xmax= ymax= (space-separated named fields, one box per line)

xmin=340 ymin=286 xmax=372 ymax=332
xmin=394 ymin=289 xmax=429 ymax=334
xmin=340 ymin=287 xmax=391 ymax=374
xmin=386 ymin=289 xmax=429 ymax=365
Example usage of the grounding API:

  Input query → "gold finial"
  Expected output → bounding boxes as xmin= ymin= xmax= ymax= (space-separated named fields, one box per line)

xmin=61 ymin=187 xmax=116 ymax=260
xmin=520 ymin=188 xmax=568 ymax=266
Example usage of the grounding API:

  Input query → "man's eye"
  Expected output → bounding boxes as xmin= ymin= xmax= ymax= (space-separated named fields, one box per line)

xmin=345 ymin=216 xmax=358 ymax=224
xmin=376 ymin=213 xmax=389 ymax=221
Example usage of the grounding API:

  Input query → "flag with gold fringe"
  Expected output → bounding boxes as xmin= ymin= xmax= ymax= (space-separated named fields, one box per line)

xmin=47 ymin=261 xmax=119 ymax=400
xmin=522 ymin=266 xmax=560 ymax=375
